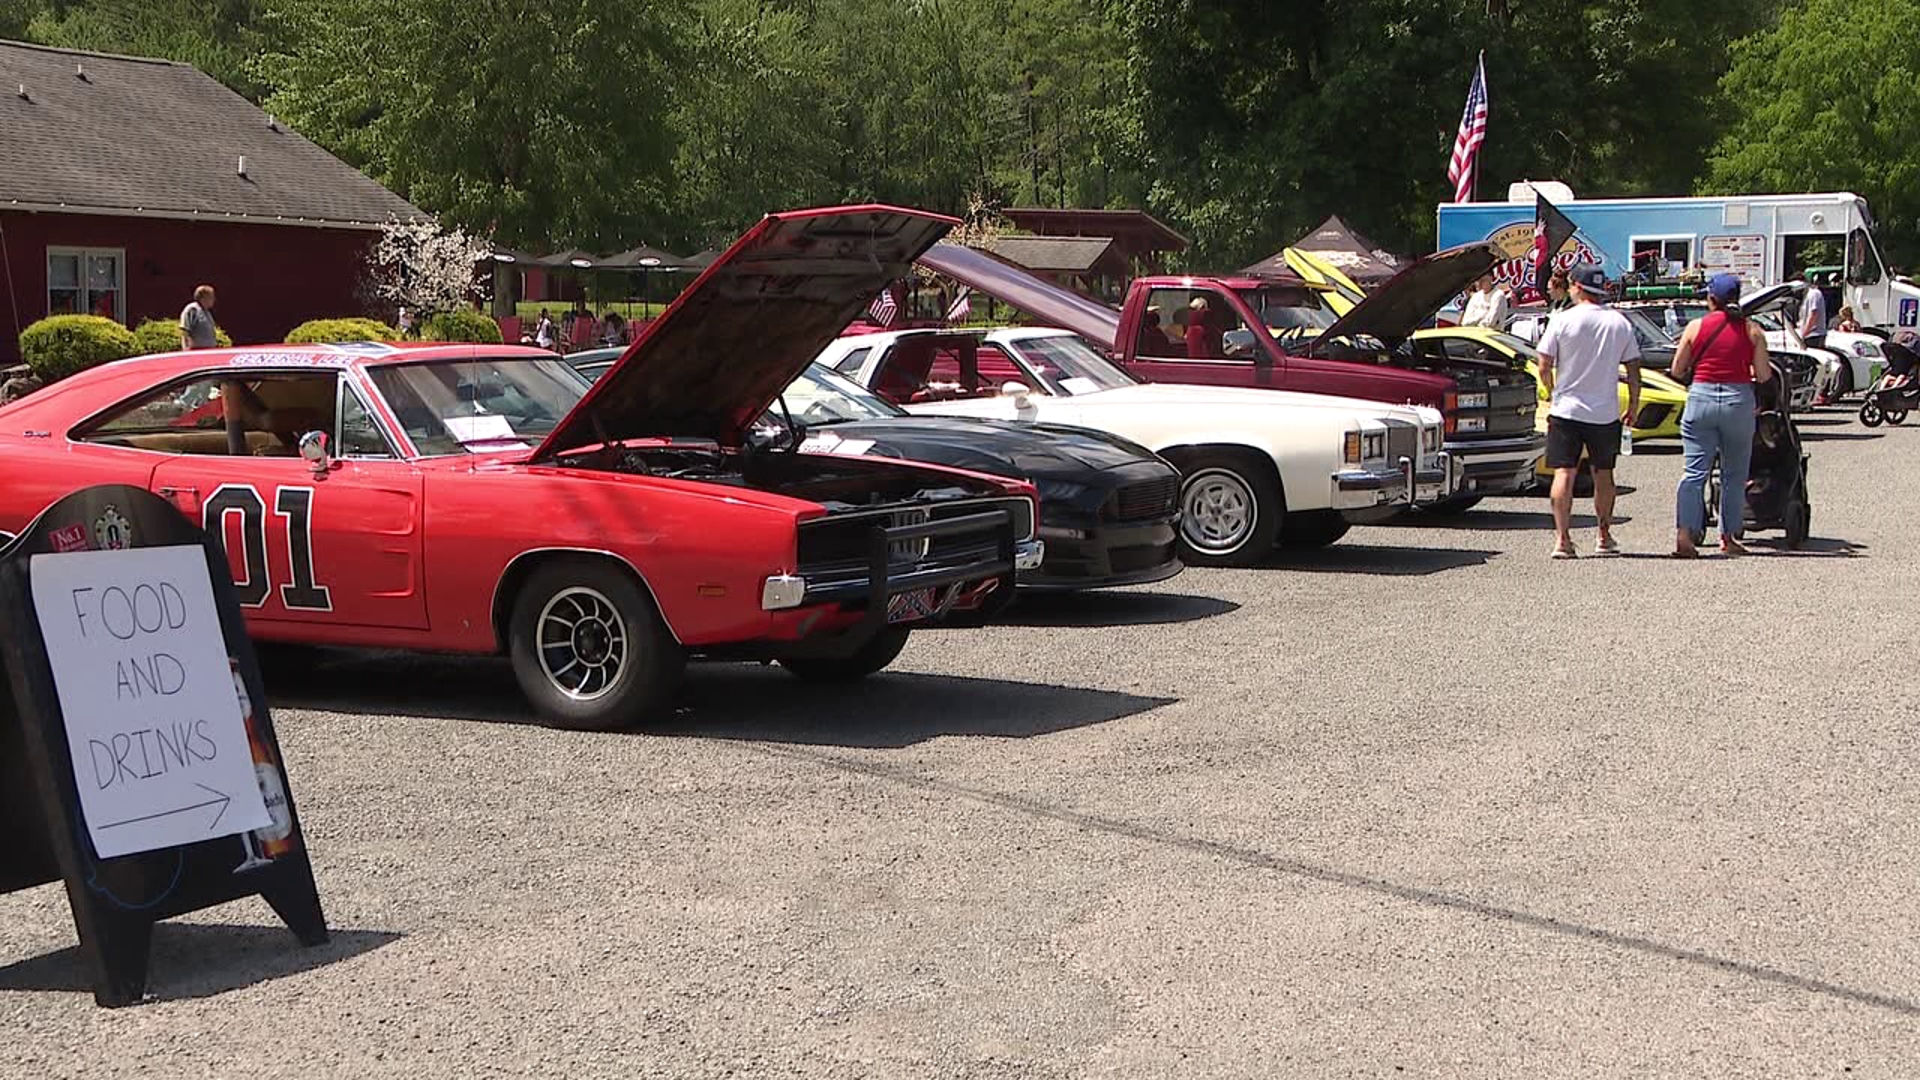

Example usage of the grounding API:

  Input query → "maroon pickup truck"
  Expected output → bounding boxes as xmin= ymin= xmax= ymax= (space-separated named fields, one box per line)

xmin=922 ymin=243 xmax=1544 ymax=508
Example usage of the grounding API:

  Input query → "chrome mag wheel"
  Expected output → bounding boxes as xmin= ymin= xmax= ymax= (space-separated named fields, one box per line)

xmin=536 ymin=586 xmax=628 ymax=701
xmin=1180 ymin=468 xmax=1258 ymax=555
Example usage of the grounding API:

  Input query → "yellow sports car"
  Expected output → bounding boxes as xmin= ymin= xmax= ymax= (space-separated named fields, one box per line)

xmin=1411 ymin=325 xmax=1687 ymax=482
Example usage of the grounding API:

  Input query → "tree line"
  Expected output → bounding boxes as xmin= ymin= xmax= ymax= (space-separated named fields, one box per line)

xmin=9 ymin=0 xmax=1917 ymax=267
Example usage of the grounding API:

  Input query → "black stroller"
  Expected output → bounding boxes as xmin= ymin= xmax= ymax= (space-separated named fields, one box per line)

xmin=1859 ymin=330 xmax=1919 ymax=427
xmin=1707 ymin=361 xmax=1811 ymax=548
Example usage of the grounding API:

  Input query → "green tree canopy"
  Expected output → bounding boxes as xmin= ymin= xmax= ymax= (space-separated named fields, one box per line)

xmin=1707 ymin=0 xmax=1920 ymax=263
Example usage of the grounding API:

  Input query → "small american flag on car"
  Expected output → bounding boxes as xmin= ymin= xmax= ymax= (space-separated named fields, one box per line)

xmin=946 ymin=287 xmax=971 ymax=323
xmin=868 ymin=289 xmax=897 ymax=326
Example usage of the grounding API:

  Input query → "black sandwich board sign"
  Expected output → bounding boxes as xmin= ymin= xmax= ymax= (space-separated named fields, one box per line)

xmin=0 ymin=485 xmax=325 ymax=1006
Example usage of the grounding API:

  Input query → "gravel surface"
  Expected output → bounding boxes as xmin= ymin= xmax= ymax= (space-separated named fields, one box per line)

xmin=3 ymin=404 xmax=1917 ymax=1078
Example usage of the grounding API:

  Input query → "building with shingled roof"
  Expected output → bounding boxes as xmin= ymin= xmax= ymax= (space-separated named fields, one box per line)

xmin=0 ymin=40 xmax=425 ymax=359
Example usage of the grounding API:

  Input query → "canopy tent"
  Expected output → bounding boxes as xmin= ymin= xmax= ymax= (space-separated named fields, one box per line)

xmin=1242 ymin=215 xmax=1406 ymax=286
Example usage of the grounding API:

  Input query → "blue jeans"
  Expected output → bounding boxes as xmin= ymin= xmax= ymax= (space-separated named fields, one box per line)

xmin=1676 ymin=382 xmax=1757 ymax=539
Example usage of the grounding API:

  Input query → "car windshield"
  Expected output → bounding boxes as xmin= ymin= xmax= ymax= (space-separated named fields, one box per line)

xmin=769 ymin=365 xmax=903 ymax=427
xmin=368 ymin=358 xmax=586 ymax=456
xmin=1620 ymin=308 xmax=1676 ymax=348
xmin=1006 ymin=333 xmax=1136 ymax=395
xmin=1234 ymin=286 xmax=1338 ymax=333
xmin=1478 ymin=330 xmax=1540 ymax=360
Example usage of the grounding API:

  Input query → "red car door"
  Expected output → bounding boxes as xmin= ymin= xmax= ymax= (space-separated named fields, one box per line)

xmin=150 ymin=457 xmax=427 ymax=631
xmin=141 ymin=369 xmax=428 ymax=632
xmin=1121 ymin=284 xmax=1287 ymax=389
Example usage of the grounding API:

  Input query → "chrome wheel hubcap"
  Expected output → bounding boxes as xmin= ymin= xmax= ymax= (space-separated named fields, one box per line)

xmin=537 ymin=587 xmax=627 ymax=701
xmin=1181 ymin=469 xmax=1257 ymax=554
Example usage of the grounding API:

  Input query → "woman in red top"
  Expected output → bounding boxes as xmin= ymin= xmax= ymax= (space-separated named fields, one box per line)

xmin=1669 ymin=273 xmax=1772 ymax=557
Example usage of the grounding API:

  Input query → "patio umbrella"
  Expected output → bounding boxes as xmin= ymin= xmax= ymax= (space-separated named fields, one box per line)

xmin=599 ymin=247 xmax=683 ymax=319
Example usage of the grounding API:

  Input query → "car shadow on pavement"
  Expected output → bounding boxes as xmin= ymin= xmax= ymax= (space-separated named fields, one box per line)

xmin=266 ymin=649 xmax=1173 ymax=746
xmin=662 ymin=669 xmax=1176 ymax=747
xmin=752 ymin=745 xmax=1920 ymax=1020
xmin=1799 ymin=430 xmax=1883 ymax=442
xmin=1748 ymin=536 xmax=1864 ymax=557
xmin=998 ymin=591 xmax=1240 ymax=628
xmin=1261 ymin=544 xmax=1497 ymax=576
xmin=0 ymin=924 xmax=401 ymax=1003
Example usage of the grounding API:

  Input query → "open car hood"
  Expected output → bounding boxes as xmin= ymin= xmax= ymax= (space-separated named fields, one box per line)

xmin=1740 ymin=281 xmax=1803 ymax=315
xmin=917 ymin=242 xmax=1123 ymax=351
xmin=1311 ymin=243 xmax=1500 ymax=349
xmin=533 ymin=205 xmax=957 ymax=459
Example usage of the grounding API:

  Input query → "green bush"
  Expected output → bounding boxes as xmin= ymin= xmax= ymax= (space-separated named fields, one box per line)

xmin=421 ymin=309 xmax=504 ymax=344
xmin=131 ymin=317 xmax=231 ymax=355
xmin=285 ymin=317 xmax=398 ymax=344
xmin=18 ymin=315 xmax=136 ymax=381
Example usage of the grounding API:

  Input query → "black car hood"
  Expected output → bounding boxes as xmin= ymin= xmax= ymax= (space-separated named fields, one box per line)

xmin=1313 ymin=242 xmax=1502 ymax=349
xmin=533 ymin=205 xmax=956 ymax=459
xmin=809 ymin=416 xmax=1164 ymax=481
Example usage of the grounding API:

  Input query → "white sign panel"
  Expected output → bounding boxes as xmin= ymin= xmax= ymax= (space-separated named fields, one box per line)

xmin=30 ymin=545 xmax=271 ymax=859
xmin=1701 ymin=234 xmax=1767 ymax=281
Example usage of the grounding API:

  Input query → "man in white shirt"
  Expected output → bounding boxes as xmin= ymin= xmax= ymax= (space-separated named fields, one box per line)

xmin=1797 ymin=270 xmax=1828 ymax=350
xmin=1535 ymin=264 xmax=1641 ymax=558
xmin=1460 ymin=275 xmax=1511 ymax=328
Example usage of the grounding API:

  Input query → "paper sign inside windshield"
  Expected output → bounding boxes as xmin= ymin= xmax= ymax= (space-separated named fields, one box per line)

xmin=443 ymin=414 xmax=521 ymax=445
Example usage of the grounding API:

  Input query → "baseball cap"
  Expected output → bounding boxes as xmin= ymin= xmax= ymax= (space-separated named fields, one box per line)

xmin=1708 ymin=273 xmax=1741 ymax=303
xmin=1570 ymin=263 xmax=1609 ymax=297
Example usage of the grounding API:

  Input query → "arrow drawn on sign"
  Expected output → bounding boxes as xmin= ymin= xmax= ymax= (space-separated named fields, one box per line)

xmin=98 ymin=783 xmax=233 ymax=832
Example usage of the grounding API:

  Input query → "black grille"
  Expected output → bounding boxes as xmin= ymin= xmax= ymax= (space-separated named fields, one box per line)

xmin=797 ymin=498 xmax=1026 ymax=580
xmin=1110 ymin=542 xmax=1175 ymax=574
xmin=1111 ymin=476 xmax=1179 ymax=521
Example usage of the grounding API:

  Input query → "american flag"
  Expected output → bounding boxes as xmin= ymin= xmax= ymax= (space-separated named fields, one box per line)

xmin=868 ymin=288 xmax=897 ymax=326
xmin=1447 ymin=53 xmax=1489 ymax=204
xmin=946 ymin=287 xmax=971 ymax=323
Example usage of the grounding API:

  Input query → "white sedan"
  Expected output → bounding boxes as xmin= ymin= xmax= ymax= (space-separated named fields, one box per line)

xmin=819 ymin=327 xmax=1449 ymax=566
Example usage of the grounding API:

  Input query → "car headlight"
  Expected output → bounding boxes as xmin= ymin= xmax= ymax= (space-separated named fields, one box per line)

xmin=1034 ymin=478 xmax=1087 ymax=504
xmin=1422 ymin=426 xmax=1441 ymax=453
xmin=1362 ymin=431 xmax=1386 ymax=461
xmin=1853 ymin=341 xmax=1881 ymax=357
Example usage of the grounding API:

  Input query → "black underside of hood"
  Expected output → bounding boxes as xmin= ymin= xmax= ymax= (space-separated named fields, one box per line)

xmin=1312 ymin=242 xmax=1501 ymax=349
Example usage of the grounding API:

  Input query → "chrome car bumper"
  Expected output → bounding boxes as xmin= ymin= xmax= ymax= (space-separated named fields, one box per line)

xmin=1444 ymin=433 xmax=1546 ymax=495
xmin=1334 ymin=456 xmax=1450 ymax=521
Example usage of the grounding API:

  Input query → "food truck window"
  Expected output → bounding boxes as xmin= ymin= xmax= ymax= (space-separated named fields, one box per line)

xmin=1847 ymin=228 xmax=1881 ymax=285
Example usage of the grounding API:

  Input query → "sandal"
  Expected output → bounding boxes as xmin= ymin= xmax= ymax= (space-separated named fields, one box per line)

xmin=1720 ymin=538 xmax=1749 ymax=556
xmin=1595 ymin=535 xmax=1622 ymax=557
xmin=1551 ymin=543 xmax=1578 ymax=560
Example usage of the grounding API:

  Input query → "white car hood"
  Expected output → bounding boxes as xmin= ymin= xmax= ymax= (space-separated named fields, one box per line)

xmin=1078 ymin=382 xmax=1432 ymax=425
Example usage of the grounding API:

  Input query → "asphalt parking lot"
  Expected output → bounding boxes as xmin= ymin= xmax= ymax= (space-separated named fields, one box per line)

xmin=3 ymin=404 xmax=1917 ymax=1078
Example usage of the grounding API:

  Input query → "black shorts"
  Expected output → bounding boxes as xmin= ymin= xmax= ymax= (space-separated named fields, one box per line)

xmin=1546 ymin=415 xmax=1622 ymax=470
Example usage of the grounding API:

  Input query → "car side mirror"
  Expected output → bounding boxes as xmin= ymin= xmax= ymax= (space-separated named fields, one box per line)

xmin=1000 ymin=381 xmax=1032 ymax=406
xmin=298 ymin=430 xmax=332 ymax=476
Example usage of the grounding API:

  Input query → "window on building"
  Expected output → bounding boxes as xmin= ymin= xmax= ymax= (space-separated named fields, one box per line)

xmin=47 ymin=247 xmax=125 ymax=322
xmin=1629 ymin=236 xmax=1694 ymax=277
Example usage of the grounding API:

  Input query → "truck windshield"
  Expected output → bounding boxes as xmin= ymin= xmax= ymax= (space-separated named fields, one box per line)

xmin=1233 ymin=286 xmax=1337 ymax=334
xmin=1007 ymin=333 xmax=1136 ymax=396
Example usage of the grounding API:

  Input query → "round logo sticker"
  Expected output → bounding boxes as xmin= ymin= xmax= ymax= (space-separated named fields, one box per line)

xmin=92 ymin=506 xmax=133 ymax=550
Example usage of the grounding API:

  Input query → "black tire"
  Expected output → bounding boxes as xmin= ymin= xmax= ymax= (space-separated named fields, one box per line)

xmin=1860 ymin=400 xmax=1885 ymax=427
xmin=1785 ymin=498 xmax=1810 ymax=550
xmin=1278 ymin=509 xmax=1351 ymax=550
xmin=1886 ymin=407 xmax=1908 ymax=425
xmin=780 ymin=626 xmax=911 ymax=682
xmin=1419 ymin=493 xmax=1483 ymax=515
xmin=1170 ymin=451 xmax=1283 ymax=567
xmin=508 ymin=557 xmax=683 ymax=730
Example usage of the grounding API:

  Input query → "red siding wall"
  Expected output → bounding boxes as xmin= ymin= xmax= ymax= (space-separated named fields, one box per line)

xmin=0 ymin=210 xmax=376 ymax=362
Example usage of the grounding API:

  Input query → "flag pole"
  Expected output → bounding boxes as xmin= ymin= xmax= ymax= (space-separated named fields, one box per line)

xmin=1472 ymin=51 xmax=1484 ymax=204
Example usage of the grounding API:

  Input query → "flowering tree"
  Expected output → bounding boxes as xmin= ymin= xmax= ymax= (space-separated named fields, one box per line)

xmin=362 ymin=217 xmax=490 ymax=318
